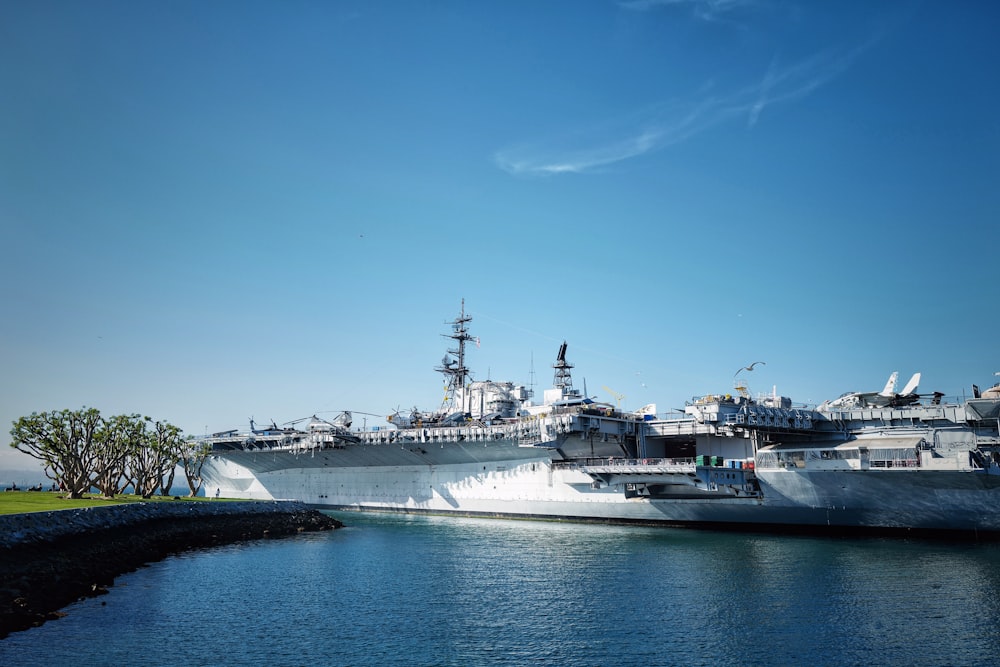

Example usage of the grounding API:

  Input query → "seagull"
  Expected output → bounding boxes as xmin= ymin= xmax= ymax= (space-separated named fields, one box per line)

xmin=735 ymin=361 xmax=765 ymax=377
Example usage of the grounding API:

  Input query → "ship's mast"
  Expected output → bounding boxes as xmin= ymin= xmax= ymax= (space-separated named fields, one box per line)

xmin=436 ymin=299 xmax=474 ymax=414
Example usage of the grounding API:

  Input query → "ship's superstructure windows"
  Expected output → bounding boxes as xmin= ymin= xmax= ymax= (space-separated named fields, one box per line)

xmin=819 ymin=449 xmax=860 ymax=460
xmin=868 ymin=448 xmax=919 ymax=468
xmin=757 ymin=444 xmax=922 ymax=470
xmin=780 ymin=451 xmax=806 ymax=467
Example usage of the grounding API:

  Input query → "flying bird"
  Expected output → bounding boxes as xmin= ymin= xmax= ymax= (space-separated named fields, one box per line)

xmin=735 ymin=361 xmax=765 ymax=377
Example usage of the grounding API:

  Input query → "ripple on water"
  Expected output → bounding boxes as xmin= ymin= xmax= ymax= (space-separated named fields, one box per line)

xmin=4 ymin=515 xmax=1000 ymax=666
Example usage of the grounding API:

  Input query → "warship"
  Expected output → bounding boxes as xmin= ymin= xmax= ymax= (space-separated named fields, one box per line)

xmin=198 ymin=303 xmax=1000 ymax=536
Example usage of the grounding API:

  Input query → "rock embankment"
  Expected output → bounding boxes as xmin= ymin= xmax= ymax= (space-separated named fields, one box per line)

xmin=0 ymin=500 xmax=342 ymax=638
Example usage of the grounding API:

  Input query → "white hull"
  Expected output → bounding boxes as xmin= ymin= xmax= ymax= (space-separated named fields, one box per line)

xmin=200 ymin=449 xmax=1000 ymax=534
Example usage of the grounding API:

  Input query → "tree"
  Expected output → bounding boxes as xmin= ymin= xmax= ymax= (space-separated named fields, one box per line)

xmin=151 ymin=420 xmax=184 ymax=497
xmin=91 ymin=413 xmax=143 ymax=498
xmin=179 ymin=437 xmax=211 ymax=497
xmin=128 ymin=418 xmax=158 ymax=498
xmin=9 ymin=408 xmax=102 ymax=499
xmin=11 ymin=408 xmax=198 ymax=499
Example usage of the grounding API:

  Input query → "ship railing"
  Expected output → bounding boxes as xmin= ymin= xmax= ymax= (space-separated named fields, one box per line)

xmin=557 ymin=457 xmax=698 ymax=474
xmin=869 ymin=458 xmax=919 ymax=468
xmin=343 ymin=415 xmax=575 ymax=446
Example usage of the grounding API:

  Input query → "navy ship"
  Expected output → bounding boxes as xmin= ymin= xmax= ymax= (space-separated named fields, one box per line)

xmin=198 ymin=303 xmax=1000 ymax=536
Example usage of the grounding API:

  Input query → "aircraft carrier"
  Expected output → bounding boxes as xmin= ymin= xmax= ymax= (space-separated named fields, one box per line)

xmin=198 ymin=303 xmax=1000 ymax=535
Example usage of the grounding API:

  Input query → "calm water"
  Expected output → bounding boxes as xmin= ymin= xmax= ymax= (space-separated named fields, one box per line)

xmin=4 ymin=512 xmax=1000 ymax=666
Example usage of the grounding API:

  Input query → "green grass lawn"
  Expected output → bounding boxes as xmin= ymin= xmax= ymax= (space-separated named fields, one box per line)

xmin=0 ymin=491 xmax=209 ymax=515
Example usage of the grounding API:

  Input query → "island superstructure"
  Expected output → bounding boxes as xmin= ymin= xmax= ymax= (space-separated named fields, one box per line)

xmin=198 ymin=303 xmax=1000 ymax=535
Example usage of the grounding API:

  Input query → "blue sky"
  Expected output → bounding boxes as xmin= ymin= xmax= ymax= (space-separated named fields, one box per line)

xmin=2 ymin=0 xmax=998 ymax=471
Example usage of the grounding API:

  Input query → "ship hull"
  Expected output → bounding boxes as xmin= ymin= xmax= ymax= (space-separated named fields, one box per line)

xmin=200 ymin=446 xmax=1000 ymax=536
xmin=195 ymin=306 xmax=1000 ymax=537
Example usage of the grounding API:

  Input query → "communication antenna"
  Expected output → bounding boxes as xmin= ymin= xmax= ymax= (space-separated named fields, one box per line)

xmin=527 ymin=352 xmax=536 ymax=401
xmin=435 ymin=299 xmax=474 ymax=413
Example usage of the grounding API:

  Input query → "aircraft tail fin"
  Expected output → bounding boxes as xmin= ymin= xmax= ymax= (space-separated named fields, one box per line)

xmin=879 ymin=372 xmax=899 ymax=397
xmin=900 ymin=372 xmax=921 ymax=395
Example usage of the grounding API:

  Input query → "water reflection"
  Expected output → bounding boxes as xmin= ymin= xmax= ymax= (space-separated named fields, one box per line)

xmin=4 ymin=514 xmax=1000 ymax=666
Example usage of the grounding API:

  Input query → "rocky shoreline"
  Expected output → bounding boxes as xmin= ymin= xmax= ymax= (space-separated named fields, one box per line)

xmin=0 ymin=500 xmax=343 ymax=638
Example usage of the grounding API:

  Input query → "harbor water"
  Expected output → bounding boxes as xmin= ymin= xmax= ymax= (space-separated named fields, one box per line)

xmin=4 ymin=512 xmax=1000 ymax=666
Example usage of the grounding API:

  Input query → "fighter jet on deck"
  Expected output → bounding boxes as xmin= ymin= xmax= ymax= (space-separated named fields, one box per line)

xmin=817 ymin=371 xmax=922 ymax=412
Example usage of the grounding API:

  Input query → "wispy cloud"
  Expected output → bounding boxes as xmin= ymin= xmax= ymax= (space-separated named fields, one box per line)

xmin=494 ymin=42 xmax=869 ymax=177
xmin=495 ymin=127 xmax=666 ymax=176
xmin=747 ymin=56 xmax=778 ymax=128
xmin=619 ymin=0 xmax=759 ymax=22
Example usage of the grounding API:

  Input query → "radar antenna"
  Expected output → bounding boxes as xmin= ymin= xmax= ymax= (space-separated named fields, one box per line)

xmin=553 ymin=341 xmax=574 ymax=392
